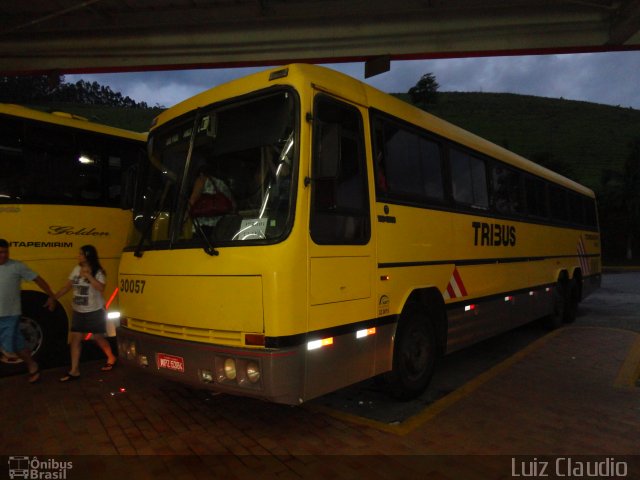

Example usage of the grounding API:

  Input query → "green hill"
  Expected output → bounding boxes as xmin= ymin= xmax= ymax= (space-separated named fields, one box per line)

xmin=27 ymin=94 xmax=639 ymax=262
xmin=396 ymin=92 xmax=640 ymax=192
xmin=39 ymin=94 xmax=640 ymax=193
xmin=399 ymin=92 xmax=640 ymax=263
xmin=27 ymin=102 xmax=162 ymax=133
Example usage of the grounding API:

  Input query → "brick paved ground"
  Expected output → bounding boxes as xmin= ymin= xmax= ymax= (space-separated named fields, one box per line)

xmin=1 ymin=326 xmax=639 ymax=479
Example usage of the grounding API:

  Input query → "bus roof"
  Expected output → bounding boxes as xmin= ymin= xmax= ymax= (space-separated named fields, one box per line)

xmin=152 ymin=63 xmax=594 ymax=198
xmin=0 ymin=103 xmax=147 ymax=142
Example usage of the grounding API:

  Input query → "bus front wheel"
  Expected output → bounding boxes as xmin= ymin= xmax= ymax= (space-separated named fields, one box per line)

xmin=387 ymin=304 xmax=437 ymax=400
xmin=0 ymin=293 xmax=68 ymax=375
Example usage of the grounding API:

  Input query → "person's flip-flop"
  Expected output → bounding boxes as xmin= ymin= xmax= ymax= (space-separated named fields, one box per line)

xmin=28 ymin=369 xmax=41 ymax=384
xmin=101 ymin=362 xmax=116 ymax=372
xmin=59 ymin=373 xmax=80 ymax=382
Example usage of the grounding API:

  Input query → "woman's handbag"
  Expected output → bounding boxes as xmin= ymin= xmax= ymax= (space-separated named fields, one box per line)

xmin=190 ymin=192 xmax=233 ymax=217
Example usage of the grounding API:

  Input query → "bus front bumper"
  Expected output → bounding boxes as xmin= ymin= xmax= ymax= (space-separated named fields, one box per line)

xmin=116 ymin=326 xmax=304 ymax=405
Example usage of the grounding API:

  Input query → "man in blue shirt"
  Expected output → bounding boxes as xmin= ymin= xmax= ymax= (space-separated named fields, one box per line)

xmin=0 ymin=238 xmax=56 ymax=383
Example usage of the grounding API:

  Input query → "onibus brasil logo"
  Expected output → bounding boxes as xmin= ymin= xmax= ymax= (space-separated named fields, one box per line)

xmin=7 ymin=456 xmax=72 ymax=479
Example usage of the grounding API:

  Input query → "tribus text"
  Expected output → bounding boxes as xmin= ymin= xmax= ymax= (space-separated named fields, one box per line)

xmin=472 ymin=222 xmax=516 ymax=247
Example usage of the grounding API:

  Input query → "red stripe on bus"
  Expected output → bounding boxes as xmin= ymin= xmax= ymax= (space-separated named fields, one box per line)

xmin=105 ymin=287 xmax=119 ymax=309
xmin=452 ymin=268 xmax=468 ymax=297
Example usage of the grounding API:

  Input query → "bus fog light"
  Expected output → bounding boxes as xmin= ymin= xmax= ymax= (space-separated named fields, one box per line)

xmin=224 ymin=358 xmax=237 ymax=380
xmin=199 ymin=369 xmax=214 ymax=383
xmin=246 ymin=361 xmax=261 ymax=383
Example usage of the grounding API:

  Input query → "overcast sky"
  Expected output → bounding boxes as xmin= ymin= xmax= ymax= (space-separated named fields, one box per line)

xmin=66 ymin=51 xmax=640 ymax=110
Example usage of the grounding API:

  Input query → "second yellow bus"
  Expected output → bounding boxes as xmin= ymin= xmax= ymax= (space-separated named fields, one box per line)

xmin=0 ymin=104 xmax=146 ymax=372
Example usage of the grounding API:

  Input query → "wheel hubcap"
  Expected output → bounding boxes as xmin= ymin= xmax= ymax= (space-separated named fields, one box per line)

xmin=403 ymin=329 xmax=429 ymax=379
xmin=1 ymin=315 xmax=44 ymax=365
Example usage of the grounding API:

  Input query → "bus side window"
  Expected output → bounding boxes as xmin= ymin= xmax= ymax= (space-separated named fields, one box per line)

xmin=491 ymin=164 xmax=522 ymax=215
xmin=0 ymin=117 xmax=26 ymax=200
xmin=310 ymin=96 xmax=370 ymax=245
xmin=450 ymin=148 xmax=488 ymax=209
xmin=585 ymin=197 xmax=597 ymax=228
xmin=568 ymin=191 xmax=585 ymax=226
xmin=372 ymin=115 xmax=444 ymax=203
xmin=549 ymin=185 xmax=569 ymax=222
xmin=525 ymin=176 xmax=548 ymax=219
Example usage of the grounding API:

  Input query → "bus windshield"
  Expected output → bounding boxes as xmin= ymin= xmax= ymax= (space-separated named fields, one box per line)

xmin=134 ymin=89 xmax=297 ymax=249
xmin=0 ymin=110 xmax=142 ymax=207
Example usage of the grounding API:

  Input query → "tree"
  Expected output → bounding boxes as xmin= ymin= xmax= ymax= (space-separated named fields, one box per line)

xmin=600 ymin=138 xmax=640 ymax=261
xmin=408 ymin=73 xmax=439 ymax=107
xmin=0 ymin=74 xmax=63 ymax=103
xmin=0 ymin=75 xmax=148 ymax=108
xmin=529 ymin=151 xmax=575 ymax=179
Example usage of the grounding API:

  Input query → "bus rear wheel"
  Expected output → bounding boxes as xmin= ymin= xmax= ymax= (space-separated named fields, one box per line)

xmin=563 ymin=278 xmax=580 ymax=324
xmin=387 ymin=304 xmax=437 ymax=400
xmin=546 ymin=277 xmax=579 ymax=329
xmin=546 ymin=282 xmax=567 ymax=329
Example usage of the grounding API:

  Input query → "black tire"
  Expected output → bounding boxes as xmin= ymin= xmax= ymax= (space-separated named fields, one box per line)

xmin=544 ymin=276 xmax=579 ymax=329
xmin=387 ymin=303 xmax=437 ymax=400
xmin=563 ymin=278 xmax=579 ymax=324
xmin=0 ymin=293 xmax=69 ymax=375
xmin=545 ymin=281 xmax=567 ymax=329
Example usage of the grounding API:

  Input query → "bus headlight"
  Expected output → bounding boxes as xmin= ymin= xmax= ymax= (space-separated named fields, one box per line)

xmin=214 ymin=356 xmax=262 ymax=389
xmin=246 ymin=361 xmax=260 ymax=384
xmin=107 ymin=311 xmax=121 ymax=320
xmin=126 ymin=340 xmax=137 ymax=360
xmin=199 ymin=369 xmax=214 ymax=383
xmin=223 ymin=358 xmax=237 ymax=380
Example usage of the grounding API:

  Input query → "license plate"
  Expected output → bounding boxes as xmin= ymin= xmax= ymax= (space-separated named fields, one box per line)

xmin=156 ymin=353 xmax=185 ymax=373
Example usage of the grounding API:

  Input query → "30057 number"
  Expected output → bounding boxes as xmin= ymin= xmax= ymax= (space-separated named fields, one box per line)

xmin=120 ymin=279 xmax=146 ymax=294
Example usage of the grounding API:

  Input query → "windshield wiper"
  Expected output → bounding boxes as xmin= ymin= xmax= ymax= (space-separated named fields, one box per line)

xmin=134 ymin=204 xmax=218 ymax=257
xmin=181 ymin=110 xmax=218 ymax=256
xmin=188 ymin=208 xmax=219 ymax=256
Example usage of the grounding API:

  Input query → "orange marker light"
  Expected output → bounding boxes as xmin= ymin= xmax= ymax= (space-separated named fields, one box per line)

xmin=307 ymin=337 xmax=334 ymax=350
xmin=356 ymin=327 xmax=377 ymax=339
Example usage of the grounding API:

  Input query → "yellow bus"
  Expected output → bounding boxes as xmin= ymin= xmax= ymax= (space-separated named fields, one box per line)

xmin=0 ymin=103 xmax=146 ymax=372
xmin=117 ymin=64 xmax=601 ymax=404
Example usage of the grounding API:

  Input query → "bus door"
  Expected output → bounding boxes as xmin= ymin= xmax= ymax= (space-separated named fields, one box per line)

xmin=305 ymin=92 xmax=377 ymax=399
